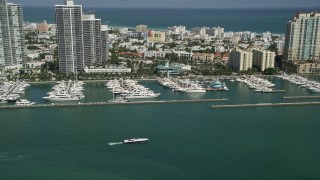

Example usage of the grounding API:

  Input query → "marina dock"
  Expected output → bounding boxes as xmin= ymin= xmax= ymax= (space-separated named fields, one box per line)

xmin=212 ymin=102 xmax=320 ymax=109
xmin=282 ymin=96 xmax=320 ymax=100
xmin=0 ymin=98 xmax=228 ymax=110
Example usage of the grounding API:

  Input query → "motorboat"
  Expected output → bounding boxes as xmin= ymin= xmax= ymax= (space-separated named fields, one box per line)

xmin=123 ymin=138 xmax=149 ymax=144
xmin=16 ymin=99 xmax=36 ymax=106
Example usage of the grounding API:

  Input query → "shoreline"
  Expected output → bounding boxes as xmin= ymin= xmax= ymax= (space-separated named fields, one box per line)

xmin=17 ymin=74 xmax=320 ymax=84
xmin=23 ymin=75 xmax=276 ymax=84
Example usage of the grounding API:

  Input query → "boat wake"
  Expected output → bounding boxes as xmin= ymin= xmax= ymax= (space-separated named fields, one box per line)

xmin=108 ymin=142 xmax=123 ymax=146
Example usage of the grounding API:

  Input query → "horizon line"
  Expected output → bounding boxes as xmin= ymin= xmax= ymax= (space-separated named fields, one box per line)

xmin=22 ymin=6 xmax=320 ymax=9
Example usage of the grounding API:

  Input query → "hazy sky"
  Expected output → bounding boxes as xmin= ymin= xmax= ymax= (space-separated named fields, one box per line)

xmin=9 ymin=0 xmax=320 ymax=8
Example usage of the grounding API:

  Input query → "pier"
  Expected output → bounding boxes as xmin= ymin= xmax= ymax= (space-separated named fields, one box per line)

xmin=212 ymin=102 xmax=320 ymax=109
xmin=282 ymin=96 xmax=320 ymax=100
xmin=0 ymin=98 xmax=228 ymax=110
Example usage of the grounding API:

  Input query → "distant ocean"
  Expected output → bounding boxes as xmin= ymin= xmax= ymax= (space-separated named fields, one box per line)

xmin=23 ymin=7 xmax=319 ymax=34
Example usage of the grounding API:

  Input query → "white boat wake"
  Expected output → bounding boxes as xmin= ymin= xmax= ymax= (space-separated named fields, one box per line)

xmin=108 ymin=142 xmax=123 ymax=146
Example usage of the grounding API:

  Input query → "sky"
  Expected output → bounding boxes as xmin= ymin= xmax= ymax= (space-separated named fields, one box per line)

xmin=8 ymin=0 xmax=320 ymax=8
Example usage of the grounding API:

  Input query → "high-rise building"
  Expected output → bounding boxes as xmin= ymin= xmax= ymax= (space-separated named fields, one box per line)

xmin=229 ymin=48 xmax=253 ymax=71
xmin=284 ymin=12 xmax=320 ymax=61
xmin=101 ymin=25 xmax=109 ymax=62
xmin=252 ymin=48 xmax=275 ymax=71
xmin=55 ymin=0 xmax=84 ymax=73
xmin=82 ymin=14 xmax=102 ymax=66
xmin=0 ymin=0 xmax=26 ymax=66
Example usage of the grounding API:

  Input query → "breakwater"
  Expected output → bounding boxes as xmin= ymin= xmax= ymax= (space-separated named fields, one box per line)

xmin=212 ymin=102 xmax=320 ymax=109
xmin=0 ymin=98 xmax=228 ymax=110
xmin=282 ymin=96 xmax=320 ymax=100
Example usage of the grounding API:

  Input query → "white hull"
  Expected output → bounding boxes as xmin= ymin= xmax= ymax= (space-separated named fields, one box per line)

xmin=16 ymin=99 xmax=36 ymax=106
xmin=43 ymin=97 xmax=80 ymax=101
xmin=178 ymin=89 xmax=206 ymax=93
xmin=123 ymin=138 xmax=149 ymax=144
xmin=122 ymin=93 xmax=160 ymax=99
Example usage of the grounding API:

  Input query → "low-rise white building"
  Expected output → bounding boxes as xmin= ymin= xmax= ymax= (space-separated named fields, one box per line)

xmin=143 ymin=51 xmax=168 ymax=58
xmin=167 ymin=25 xmax=186 ymax=35
xmin=23 ymin=61 xmax=45 ymax=69
xmin=84 ymin=66 xmax=131 ymax=74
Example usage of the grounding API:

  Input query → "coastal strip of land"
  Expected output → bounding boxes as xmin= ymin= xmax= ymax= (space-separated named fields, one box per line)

xmin=212 ymin=102 xmax=320 ymax=109
xmin=282 ymin=96 xmax=320 ymax=100
xmin=0 ymin=98 xmax=228 ymax=110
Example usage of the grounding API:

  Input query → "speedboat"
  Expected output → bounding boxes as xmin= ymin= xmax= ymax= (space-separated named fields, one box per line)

xmin=123 ymin=138 xmax=149 ymax=144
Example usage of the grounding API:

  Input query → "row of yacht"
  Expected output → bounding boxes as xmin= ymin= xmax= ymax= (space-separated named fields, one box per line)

xmin=43 ymin=80 xmax=85 ymax=101
xmin=106 ymin=79 xmax=160 ymax=99
xmin=157 ymin=78 xmax=207 ymax=93
xmin=0 ymin=81 xmax=30 ymax=103
xmin=236 ymin=76 xmax=278 ymax=93
xmin=277 ymin=74 xmax=320 ymax=93
xmin=157 ymin=77 xmax=229 ymax=92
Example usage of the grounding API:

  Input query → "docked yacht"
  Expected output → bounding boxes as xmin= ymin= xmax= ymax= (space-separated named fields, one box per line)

xmin=16 ymin=99 xmax=36 ymax=106
xmin=0 ymin=98 xmax=7 ymax=104
xmin=43 ymin=93 xmax=80 ymax=101
xmin=177 ymin=86 xmax=206 ymax=93
xmin=123 ymin=138 xmax=149 ymax=144
xmin=5 ymin=94 xmax=20 ymax=102
xmin=121 ymin=91 xmax=160 ymax=99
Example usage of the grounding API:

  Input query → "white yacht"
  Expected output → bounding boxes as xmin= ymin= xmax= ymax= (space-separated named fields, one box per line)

xmin=121 ymin=91 xmax=160 ymax=99
xmin=178 ymin=87 xmax=206 ymax=93
xmin=123 ymin=138 xmax=149 ymax=144
xmin=0 ymin=98 xmax=7 ymax=104
xmin=44 ymin=80 xmax=84 ymax=101
xmin=43 ymin=93 xmax=80 ymax=101
xmin=5 ymin=94 xmax=20 ymax=102
xmin=16 ymin=99 xmax=36 ymax=106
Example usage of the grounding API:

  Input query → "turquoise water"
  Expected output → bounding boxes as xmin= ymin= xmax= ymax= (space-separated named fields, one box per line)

xmin=1 ymin=78 xmax=320 ymax=179
xmin=23 ymin=7 xmax=319 ymax=34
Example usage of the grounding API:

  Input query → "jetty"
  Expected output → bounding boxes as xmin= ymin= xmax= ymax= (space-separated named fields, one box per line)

xmin=0 ymin=98 xmax=228 ymax=110
xmin=212 ymin=102 xmax=320 ymax=109
xmin=282 ymin=96 xmax=320 ymax=100
xmin=205 ymin=87 xmax=228 ymax=91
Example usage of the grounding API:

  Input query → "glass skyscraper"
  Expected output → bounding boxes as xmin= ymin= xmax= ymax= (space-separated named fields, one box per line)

xmin=55 ymin=0 xmax=109 ymax=73
xmin=0 ymin=0 xmax=26 ymax=66
xmin=55 ymin=0 xmax=84 ymax=73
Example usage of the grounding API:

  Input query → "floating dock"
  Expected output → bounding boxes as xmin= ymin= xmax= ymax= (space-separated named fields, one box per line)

xmin=282 ymin=96 xmax=320 ymax=100
xmin=0 ymin=98 xmax=228 ymax=110
xmin=212 ymin=102 xmax=320 ymax=109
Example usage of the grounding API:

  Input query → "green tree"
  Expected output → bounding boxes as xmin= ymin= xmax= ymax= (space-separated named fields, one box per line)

xmin=263 ymin=68 xmax=277 ymax=75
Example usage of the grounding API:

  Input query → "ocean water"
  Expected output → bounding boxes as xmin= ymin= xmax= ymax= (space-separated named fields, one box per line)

xmin=1 ymin=78 xmax=320 ymax=179
xmin=23 ymin=7 xmax=319 ymax=34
